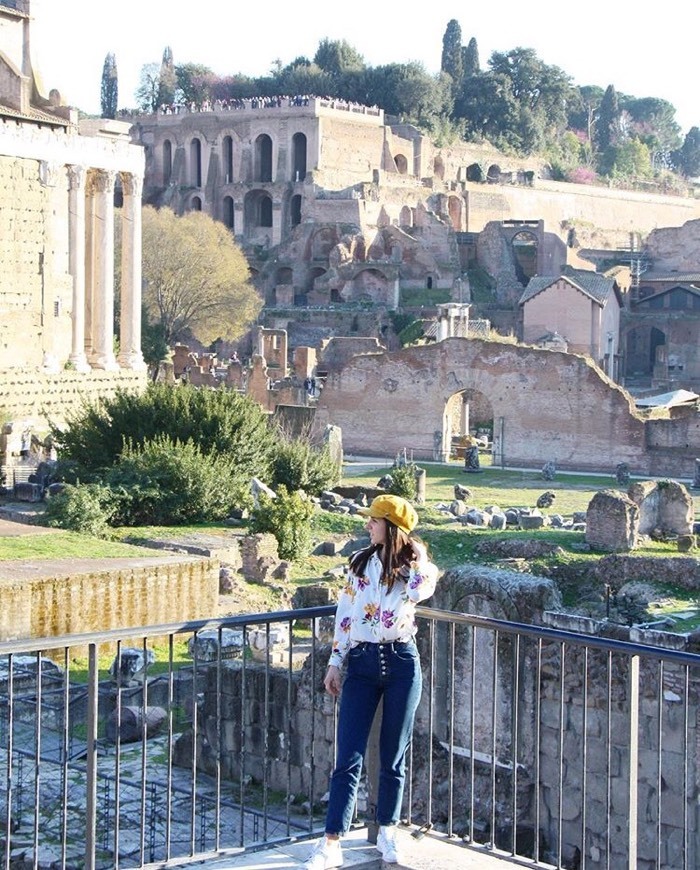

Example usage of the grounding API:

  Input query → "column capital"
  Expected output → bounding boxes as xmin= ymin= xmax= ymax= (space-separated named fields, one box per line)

xmin=67 ymin=164 xmax=87 ymax=190
xmin=120 ymin=172 xmax=143 ymax=198
xmin=91 ymin=168 xmax=117 ymax=195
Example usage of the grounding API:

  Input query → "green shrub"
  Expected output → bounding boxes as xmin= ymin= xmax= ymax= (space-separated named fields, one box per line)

xmin=50 ymin=383 xmax=276 ymax=485
xmin=249 ymin=485 xmax=315 ymax=560
xmin=269 ymin=434 xmax=340 ymax=496
xmin=44 ymin=483 xmax=117 ymax=537
xmin=105 ymin=435 xmax=242 ymax=526
xmin=388 ymin=460 xmax=419 ymax=501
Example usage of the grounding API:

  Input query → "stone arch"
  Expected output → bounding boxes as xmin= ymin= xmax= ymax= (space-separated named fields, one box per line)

xmin=254 ymin=133 xmax=273 ymax=182
xmin=346 ymin=268 xmax=391 ymax=305
xmin=466 ymin=163 xmax=483 ymax=182
xmin=222 ymin=195 xmax=234 ymax=229
xmin=399 ymin=206 xmax=413 ymax=228
xmin=163 ymin=139 xmax=173 ymax=184
xmin=433 ymin=155 xmax=445 ymax=180
xmin=243 ymin=190 xmax=273 ymax=232
xmin=442 ymin=388 xmax=494 ymax=463
xmin=313 ymin=339 xmax=647 ymax=472
xmin=190 ymin=138 xmax=202 ymax=187
xmin=290 ymin=193 xmax=302 ymax=227
xmin=222 ymin=135 xmax=234 ymax=183
xmin=292 ymin=132 xmax=307 ymax=181
xmin=276 ymin=267 xmax=293 ymax=284
xmin=486 ymin=164 xmax=501 ymax=183
xmin=307 ymin=266 xmax=326 ymax=292
xmin=447 ymin=195 xmax=462 ymax=231
xmin=394 ymin=153 xmax=408 ymax=174
xmin=311 ymin=228 xmax=338 ymax=259
xmin=190 ymin=195 xmax=202 ymax=211
xmin=511 ymin=231 xmax=538 ymax=285
xmin=624 ymin=325 xmax=667 ymax=381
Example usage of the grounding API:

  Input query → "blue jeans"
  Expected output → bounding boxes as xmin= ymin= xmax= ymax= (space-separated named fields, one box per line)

xmin=325 ymin=640 xmax=422 ymax=834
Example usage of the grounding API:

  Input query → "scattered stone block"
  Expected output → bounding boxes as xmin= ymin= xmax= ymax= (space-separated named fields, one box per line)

xmin=586 ymin=489 xmax=639 ymax=552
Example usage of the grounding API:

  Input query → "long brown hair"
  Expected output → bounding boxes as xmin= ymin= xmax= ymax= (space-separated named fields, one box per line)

xmin=349 ymin=520 xmax=423 ymax=592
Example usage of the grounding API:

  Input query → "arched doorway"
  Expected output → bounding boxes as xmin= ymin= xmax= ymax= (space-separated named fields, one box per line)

xmin=511 ymin=231 xmax=538 ymax=285
xmin=442 ymin=389 xmax=494 ymax=464
xmin=190 ymin=196 xmax=202 ymax=211
xmin=292 ymin=132 xmax=307 ymax=181
xmin=624 ymin=325 xmax=666 ymax=382
xmin=163 ymin=140 xmax=173 ymax=184
xmin=466 ymin=163 xmax=483 ymax=182
xmin=223 ymin=135 xmax=234 ymax=183
xmin=255 ymin=134 xmax=273 ymax=182
xmin=290 ymin=193 xmax=302 ymax=226
xmin=394 ymin=154 xmax=408 ymax=174
xmin=223 ymin=196 xmax=234 ymax=229
xmin=190 ymin=138 xmax=202 ymax=187
xmin=486 ymin=164 xmax=501 ymax=183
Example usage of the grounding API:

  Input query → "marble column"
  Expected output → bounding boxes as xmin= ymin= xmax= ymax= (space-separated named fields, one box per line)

xmin=89 ymin=169 xmax=119 ymax=370
xmin=118 ymin=173 xmax=146 ymax=370
xmin=67 ymin=165 xmax=91 ymax=371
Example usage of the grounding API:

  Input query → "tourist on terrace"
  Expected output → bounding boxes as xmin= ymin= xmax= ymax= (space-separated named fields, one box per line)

xmin=304 ymin=495 xmax=438 ymax=869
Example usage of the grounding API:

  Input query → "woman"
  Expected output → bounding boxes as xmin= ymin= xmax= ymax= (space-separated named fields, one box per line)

xmin=305 ymin=494 xmax=439 ymax=869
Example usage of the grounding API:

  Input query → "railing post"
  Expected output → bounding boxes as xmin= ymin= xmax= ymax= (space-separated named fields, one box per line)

xmin=627 ymin=654 xmax=639 ymax=869
xmin=365 ymin=700 xmax=382 ymax=844
xmin=84 ymin=643 xmax=98 ymax=870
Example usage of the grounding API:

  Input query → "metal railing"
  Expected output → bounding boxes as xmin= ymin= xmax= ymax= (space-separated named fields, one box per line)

xmin=0 ymin=605 xmax=698 ymax=869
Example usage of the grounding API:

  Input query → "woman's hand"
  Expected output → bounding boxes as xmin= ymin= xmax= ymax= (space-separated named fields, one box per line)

xmin=324 ymin=665 xmax=342 ymax=697
xmin=411 ymin=540 xmax=427 ymax=563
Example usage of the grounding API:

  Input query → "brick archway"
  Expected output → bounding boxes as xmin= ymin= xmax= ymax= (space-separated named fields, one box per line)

xmin=314 ymin=338 xmax=647 ymax=473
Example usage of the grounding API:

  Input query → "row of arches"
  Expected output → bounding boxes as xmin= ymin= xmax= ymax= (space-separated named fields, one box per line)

xmin=187 ymin=191 xmax=303 ymax=232
xmin=162 ymin=132 xmax=308 ymax=188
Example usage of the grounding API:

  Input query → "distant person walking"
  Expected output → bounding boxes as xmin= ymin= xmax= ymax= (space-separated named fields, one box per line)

xmin=304 ymin=495 xmax=439 ymax=868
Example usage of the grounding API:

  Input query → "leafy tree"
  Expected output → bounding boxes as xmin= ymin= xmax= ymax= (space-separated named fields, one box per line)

xmin=601 ymin=138 xmax=652 ymax=179
xmin=274 ymin=61 xmax=333 ymax=100
xmin=567 ymin=85 xmax=604 ymax=142
xmin=135 ymin=62 xmax=161 ymax=112
xmin=595 ymin=84 xmax=619 ymax=153
xmin=394 ymin=66 xmax=453 ymax=125
xmin=462 ymin=37 xmax=480 ymax=78
xmin=674 ymin=126 xmax=700 ymax=177
xmin=175 ymin=62 xmax=216 ymax=105
xmin=456 ymin=71 xmax=520 ymax=147
xmin=622 ymin=96 xmax=681 ymax=152
xmin=269 ymin=429 xmax=340 ymax=495
xmin=313 ymin=38 xmax=365 ymax=77
xmin=157 ymin=46 xmax=177 ymax=107
xmin=140 ymin=206 xmax=261 ymax=345
xmin=441 ymin=19 xmax=463 ymax=90
xmin=249 ymin=485 xmax=315 ymax=560
xmin=50 ymin=383 xmax=278 ymax=485
xmin=488 ymin=47 xmax=574 ymax=144
xmin=100 ymin=52 xmax=118 ymax=119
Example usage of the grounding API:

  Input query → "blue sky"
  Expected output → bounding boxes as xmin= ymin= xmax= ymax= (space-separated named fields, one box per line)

xmin=31 ymin=0 xmax=698 ymax=135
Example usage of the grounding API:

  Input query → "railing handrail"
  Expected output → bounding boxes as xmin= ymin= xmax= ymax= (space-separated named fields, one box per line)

xmin=416 ymin=605 xmax=700 ymax=666
xmin=3 ymin=601 xmax=699 ymax=670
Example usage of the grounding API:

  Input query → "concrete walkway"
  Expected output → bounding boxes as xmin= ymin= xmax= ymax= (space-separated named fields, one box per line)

xmin=167 ymin=827 xmax=528 ymax=869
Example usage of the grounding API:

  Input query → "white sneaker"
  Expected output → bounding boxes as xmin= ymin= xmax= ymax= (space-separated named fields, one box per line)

xmin=304 ymin=836 xmax=344 ymax=869
xmin=377 ymin=825 xmax=401 ymax=863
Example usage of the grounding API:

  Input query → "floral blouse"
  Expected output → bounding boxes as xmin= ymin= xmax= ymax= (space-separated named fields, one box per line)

xmin=328 ymin=549 xmax=439 ymax=668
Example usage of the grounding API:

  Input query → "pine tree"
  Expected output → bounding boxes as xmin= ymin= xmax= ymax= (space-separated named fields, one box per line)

xmin=441 ymin=19 xmax=463 ymax=88
xmin=462 ymin=37 xmax=480 ymax=78
xmin=100 ymin=52 xmax=118 ymax=119
xmin=157 ymin=46 xmax=177 ymax=108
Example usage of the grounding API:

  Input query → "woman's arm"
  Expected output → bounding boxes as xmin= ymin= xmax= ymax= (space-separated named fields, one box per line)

xmin=405 ymin=540 xmax=439 ymax=602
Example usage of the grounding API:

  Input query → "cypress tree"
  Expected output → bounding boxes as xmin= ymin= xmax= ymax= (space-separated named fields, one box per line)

xmin=596 ymin=84 xmax=619 ymax=153
xmin=462 ymin=37 xmax=480 ymax=78
xmin=157 ymin=46 xmax=177 ymax=108
xmin=441 ymin=19 xmax=463 ymax=87
xmin=100 ymin=52 xmax=118 ymax=119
